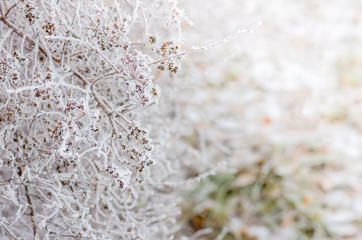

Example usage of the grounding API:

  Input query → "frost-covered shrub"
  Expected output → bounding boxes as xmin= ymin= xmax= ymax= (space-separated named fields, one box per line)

xmin=0 ymin=0 xmax=187 ymax=239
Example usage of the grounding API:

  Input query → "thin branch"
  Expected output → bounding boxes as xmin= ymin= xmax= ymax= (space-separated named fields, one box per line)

xmin=1 ymin=224 xmax=18 ymax=239
xmin=0 ymin=17 xmax=61 ymax=64
xmin=24 ymin=185 xmax=37 ymax=238
xmin=5 ymin=4 xmax=16 ymax=18
xmin=149 ymin=21 xmax=262 ymax=65
xmin=90 ymin=73 xmax=119 ymax=133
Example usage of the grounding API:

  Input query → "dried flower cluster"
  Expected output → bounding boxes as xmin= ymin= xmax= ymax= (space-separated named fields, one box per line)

xmin=119 ymin=50 xmax=160 ymax=106
xmin=95 ymin=8 xmax=130 ymax=51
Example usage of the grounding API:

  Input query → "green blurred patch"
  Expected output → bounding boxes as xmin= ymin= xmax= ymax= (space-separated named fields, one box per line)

xmin=181 ymin=165 xmax=330 ymax=240
xmin=336 ymin=53 xmax=362 ymax=88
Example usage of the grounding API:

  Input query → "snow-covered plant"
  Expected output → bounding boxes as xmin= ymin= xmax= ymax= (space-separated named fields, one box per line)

xmin=0 ymin=0 xmax=189 ymax=239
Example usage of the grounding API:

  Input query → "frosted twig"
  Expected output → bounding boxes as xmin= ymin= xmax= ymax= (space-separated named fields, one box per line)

xmin=150 ymin=21 xmax=262 ymax=65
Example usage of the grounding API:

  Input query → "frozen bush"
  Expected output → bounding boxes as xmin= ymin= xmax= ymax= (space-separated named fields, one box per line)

xmin=0 ymin=0 xmax=187 ymax=239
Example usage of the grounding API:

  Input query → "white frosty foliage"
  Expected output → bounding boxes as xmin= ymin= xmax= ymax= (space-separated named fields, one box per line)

xmin=0 ymin=0 xmax=186 ymax=239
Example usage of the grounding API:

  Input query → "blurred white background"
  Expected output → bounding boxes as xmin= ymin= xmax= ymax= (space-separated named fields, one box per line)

xmin=173 ymin=0 xmax=362 ymax=239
